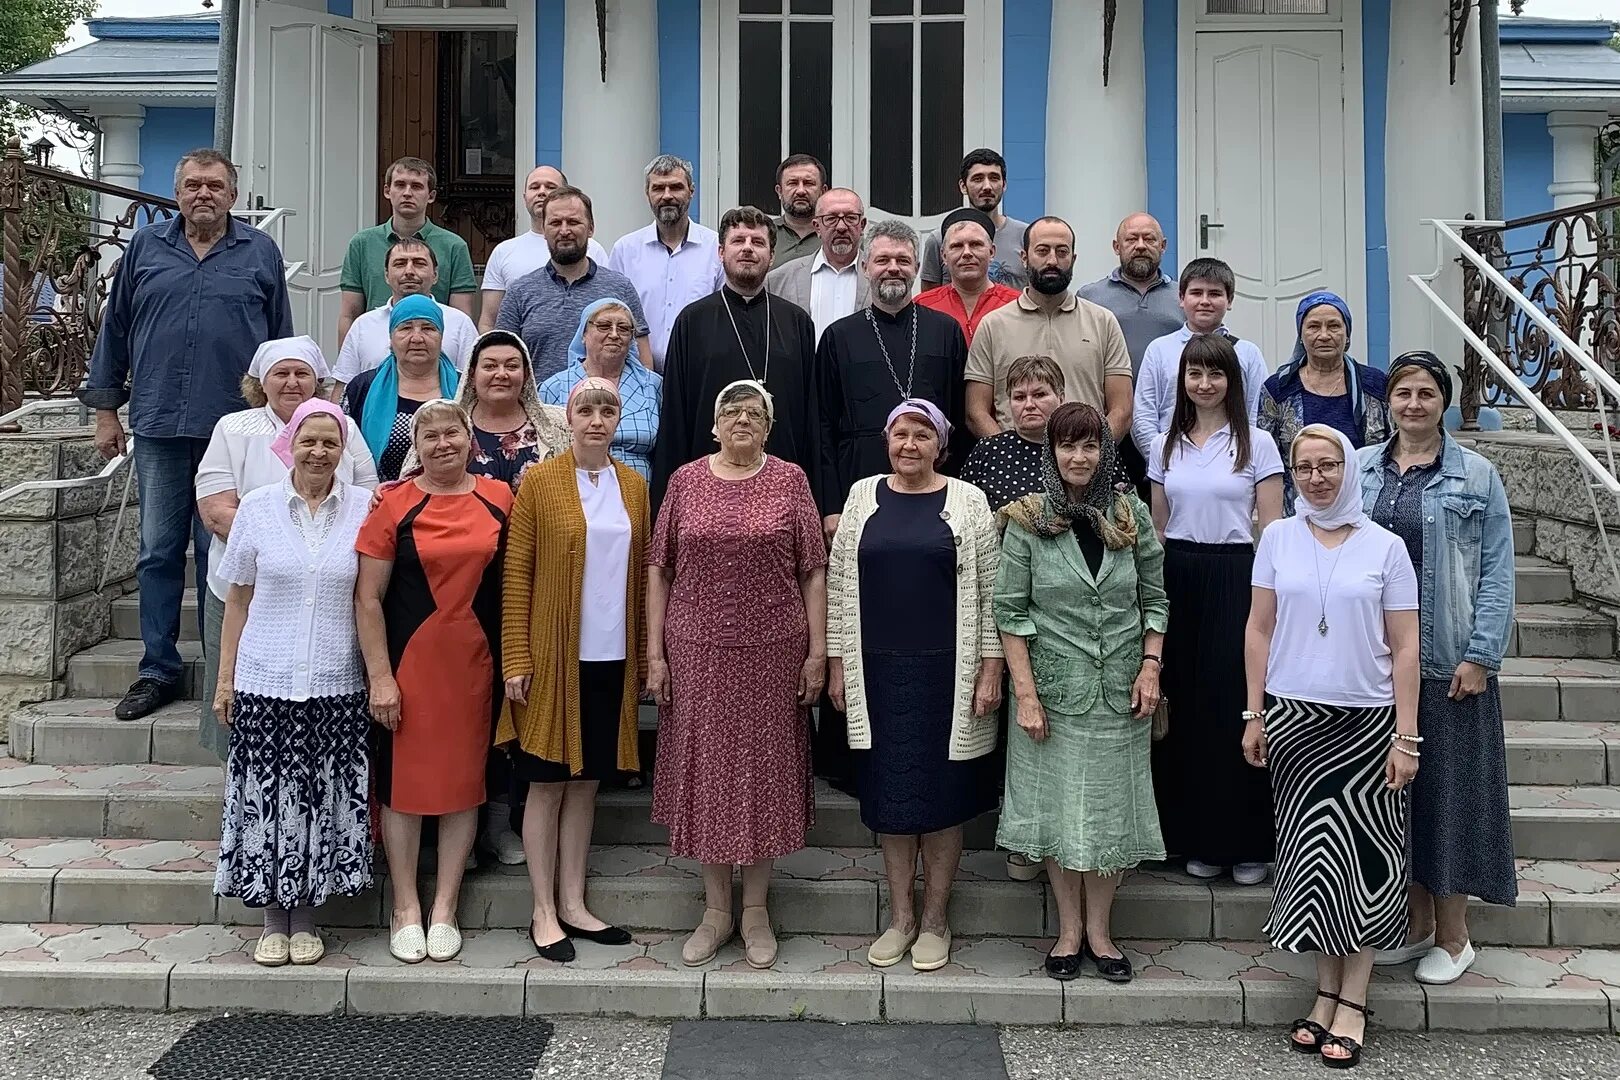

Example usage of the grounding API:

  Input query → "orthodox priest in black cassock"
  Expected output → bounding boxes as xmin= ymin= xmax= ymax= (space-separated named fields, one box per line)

xmin=815 ymin=300 xmax=970 ymax=514
xmin=651 ymin=285 xmax=820 ymax=511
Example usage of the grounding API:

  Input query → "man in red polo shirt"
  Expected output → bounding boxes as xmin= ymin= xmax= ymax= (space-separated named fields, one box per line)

xmin=916 ymin=208 xmax=1021 ymax=346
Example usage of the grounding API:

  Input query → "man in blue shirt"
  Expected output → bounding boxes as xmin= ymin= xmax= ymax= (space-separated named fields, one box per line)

xmin=80 ymin=147 xmax=293 ymax=721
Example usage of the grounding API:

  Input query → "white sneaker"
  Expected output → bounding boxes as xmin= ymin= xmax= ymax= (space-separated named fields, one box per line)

xmin=1415 ymin=942 xmax=1476 ymax=984
xmin=1373 ymin=931 xmax=1436 ymax=966
xmin=1232 ymin=862 xmax=1269 ymax=886
xmin=480 ymin=817 xmax=527 ymax=866
xmin=1185 ymin=859 xmax=1225 ymax=880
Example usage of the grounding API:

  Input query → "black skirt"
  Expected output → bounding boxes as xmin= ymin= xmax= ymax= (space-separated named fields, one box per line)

xmin=511 ymin=660 xmax=628 ymax=784
xmin=1151 ymin=539 xmax=1276 ymax=866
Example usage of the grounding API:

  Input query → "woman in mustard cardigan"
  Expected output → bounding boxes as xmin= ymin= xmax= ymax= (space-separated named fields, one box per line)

xmin=501 ymin=376 xmax=649 ymax=963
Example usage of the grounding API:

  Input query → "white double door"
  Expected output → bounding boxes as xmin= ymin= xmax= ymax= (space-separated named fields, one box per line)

xmin=1188 ymin=30 xmax=1354 ymax=368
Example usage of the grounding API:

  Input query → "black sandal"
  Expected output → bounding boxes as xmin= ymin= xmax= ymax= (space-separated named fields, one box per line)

xmin=1320 ymin=999 xmax=1374 ymax=1070
xmin=1290 ymin=990 xmax=1341 ymax=1054
xmin=1083 ymin=941 xmax=1133 ymax=983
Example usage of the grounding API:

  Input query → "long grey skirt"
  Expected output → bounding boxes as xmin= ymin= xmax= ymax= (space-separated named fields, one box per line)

xmin=198 ymin=586 xmax=229 ymax=761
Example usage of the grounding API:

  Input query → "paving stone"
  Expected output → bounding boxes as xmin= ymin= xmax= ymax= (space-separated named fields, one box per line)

xmin=346 ymin=968 xmax=527 ymax=1016
xmin=1423 ymin=985 xmax=1612 ymax=1032
xmin=1062 ymin=978 xmax=1243 ymax=1025
xmin=883 ymin=974 xmax=1062 ymax=1025
xmin=168 ymin=963 xmax=348 ymax=1014
xmin=947 ymin=936 xmax=1048 ymax=978
xmin=0 ymin=959 xmax=170 ymax=1010
xmin=703 ymin=970 xmax=882 ymax=1022
xmin=0 ymin=867 xmax=54 ymax=921
xmin=524 ymin=967 xmax=702 ymax=1019
xmin=880 ymin=879 xmax=1044 ymax=937
xmin=52 ymin=868 xmax=216 ymax=923
xmin=1550 ymin=893 xmax=1620 ymax=948
xmin=1240 ymin=978 xmax=1428 ymax=1031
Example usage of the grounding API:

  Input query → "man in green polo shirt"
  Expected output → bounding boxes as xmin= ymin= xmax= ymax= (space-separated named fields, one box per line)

xmin=338 ymin=155 xmax=477 ymax=346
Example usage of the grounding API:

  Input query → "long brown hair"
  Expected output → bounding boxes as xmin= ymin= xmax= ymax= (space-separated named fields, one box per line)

xmin=1160 ymin=332 xmax=1252 ymax=474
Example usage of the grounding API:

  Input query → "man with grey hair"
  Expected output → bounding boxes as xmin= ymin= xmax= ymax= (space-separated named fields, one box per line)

xmin=765 ymin=187 xmax=869 ymax=343
xmin=607 ymin=154 xmax=723 ymax=370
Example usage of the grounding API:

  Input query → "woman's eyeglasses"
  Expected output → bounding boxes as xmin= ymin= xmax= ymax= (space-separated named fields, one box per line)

xmin=590 ymin=321 xmax=635 ymax=338
xmin=1291 ymin=460 xmax=1343 ymax=480
xmin=719 ymin=405 xmax=768 ymax=421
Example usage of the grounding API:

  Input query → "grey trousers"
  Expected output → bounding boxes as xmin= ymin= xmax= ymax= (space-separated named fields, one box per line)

xmin=198 ymin=586 xmax=229 ymax=761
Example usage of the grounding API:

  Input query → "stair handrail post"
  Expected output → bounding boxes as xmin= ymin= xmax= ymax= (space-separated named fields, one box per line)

xmin=1 ymin=137 xmax=25 ymax=418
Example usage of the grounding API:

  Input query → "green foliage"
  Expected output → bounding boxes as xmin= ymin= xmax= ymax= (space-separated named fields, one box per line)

xmin=0 ymin=0 xmax=100 ymax=142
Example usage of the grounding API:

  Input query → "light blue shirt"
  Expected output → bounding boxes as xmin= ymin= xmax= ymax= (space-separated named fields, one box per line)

xmin=537 ymin=358 xmax=662 ymax=481
xmin=1131 ymin=323 xmax=1269 ymax=458
xmin=607 ymin=220 xmax=724 ymax=372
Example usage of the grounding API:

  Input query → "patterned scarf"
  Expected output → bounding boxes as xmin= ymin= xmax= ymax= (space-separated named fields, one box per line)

xmin=1003 ymin=406 xmax=1137 ymax=549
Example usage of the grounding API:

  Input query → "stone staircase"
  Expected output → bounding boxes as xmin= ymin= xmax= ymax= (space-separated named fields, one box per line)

xmin=2 ymin=519 xmax=1620 ymax=1028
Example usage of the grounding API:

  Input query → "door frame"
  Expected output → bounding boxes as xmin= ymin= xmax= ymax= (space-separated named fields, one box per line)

xmin=1175 ymin=0 xmax=1367 ymax=352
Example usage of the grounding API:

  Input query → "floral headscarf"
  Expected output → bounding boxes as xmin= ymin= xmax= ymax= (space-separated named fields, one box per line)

xmin=1004 ymin=402 xmax=1138 ymax=549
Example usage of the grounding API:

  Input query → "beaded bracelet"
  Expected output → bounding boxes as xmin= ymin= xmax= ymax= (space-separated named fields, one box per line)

xmin=1393 ymin=744 xmax=1421 ymax=758
xmin=1391 ymin=733 xmax=1424 ymax=744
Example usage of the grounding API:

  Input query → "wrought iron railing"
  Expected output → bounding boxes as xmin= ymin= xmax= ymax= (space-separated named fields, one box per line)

xmin=0 ymin=136 xmax=183 ymax=417
xmin=1459 ymin=199 xmax=1620 ymax=427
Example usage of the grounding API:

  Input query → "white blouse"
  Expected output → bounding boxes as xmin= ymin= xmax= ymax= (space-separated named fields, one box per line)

xmin=576 ymin=467 xmax=632 ymax=662
xmin=1251 ymin=516 xmax=1419 ymax=708
xmin=1147 ymin=425 xmax=1284 ymax=544
xmin=195 ymin=405 xmax=379 ymax=601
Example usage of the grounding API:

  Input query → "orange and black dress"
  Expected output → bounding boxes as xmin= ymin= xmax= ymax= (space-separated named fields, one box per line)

xmin=355 ymin=475 xmax=513 ymax=815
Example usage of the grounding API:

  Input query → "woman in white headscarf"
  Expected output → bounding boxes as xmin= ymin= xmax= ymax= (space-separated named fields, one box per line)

xmin=1241 ymin=423 xmax=1420 ymax=1069
xmin=194 ymin=336 xmax=378 ymax=759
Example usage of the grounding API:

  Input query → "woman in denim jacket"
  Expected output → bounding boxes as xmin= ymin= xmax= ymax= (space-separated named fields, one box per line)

xmin=1357 ymin=351 xmax=1516 ymax=987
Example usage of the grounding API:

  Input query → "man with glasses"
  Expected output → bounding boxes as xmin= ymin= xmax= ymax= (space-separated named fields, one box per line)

xmin=765 ymin=188 xmax=871 ymax=344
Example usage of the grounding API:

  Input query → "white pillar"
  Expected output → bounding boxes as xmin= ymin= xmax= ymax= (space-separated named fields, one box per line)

xmin=560 ymin=0 xmax=660 ymax=247
xmin=1384 ymin=4 xmax=1484 ymax=361
xmin=95 ymin=106 xmax=147 ymax=227
xmin=1043 ymin=0 xmax=1146 ymax=268
xmin=1547 ymin=111 xmax=1606 ymax=209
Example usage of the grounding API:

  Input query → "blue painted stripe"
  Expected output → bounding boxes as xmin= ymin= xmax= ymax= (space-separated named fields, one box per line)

xmin=1000 ymin=0 xmax=1050 ymax=224
xmin=87 ymin=17 xmax=218 ymax=41
xmin=1500 ymin=21 xmax=1615 ymax=45
xmin=1143 ymin=0 xmax=1178 ymax=274
xmin=1362 ymin=0 xmax=1390 ymax=369
xmin=659 ymin=0 xmax=704 ymax=215
xmin=536 ymin=0 xmax=566 ymax=169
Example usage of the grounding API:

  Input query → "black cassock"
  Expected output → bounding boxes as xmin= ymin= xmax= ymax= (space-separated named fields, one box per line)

xmin=651 ymin=285 xmax=820 ymax=512
xmin=815 ymin=302 xmax=970 ymax=514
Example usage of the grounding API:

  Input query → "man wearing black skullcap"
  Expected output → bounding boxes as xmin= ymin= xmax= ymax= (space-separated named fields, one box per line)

xmin=918 ymin=208 xmax=1023 ymax=346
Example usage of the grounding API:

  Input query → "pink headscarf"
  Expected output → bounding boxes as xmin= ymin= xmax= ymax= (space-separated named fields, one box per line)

xmin=566 ymin=375 xmax=621 ymax=417
xmin=269 ymin=398 xmax=348 ymax=467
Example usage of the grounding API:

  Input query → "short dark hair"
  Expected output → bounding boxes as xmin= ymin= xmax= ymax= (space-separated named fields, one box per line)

xmin=719 ymin=205 xmax=777 ymax=250
xmin=384 ymin=156 xmax=436 ymax=190
xmin=1004 ymin=355 xmax=1066 ymax=398
xmin=1022 ymin=216 xmax=1075 ymax=252
xmin=544 ymin=185 xmax=595 ymax=225
xmin=173 ymin=148 xmax=238 ymax=190
xmin=775 ymin=153 xmax=829 ymax=188
xmin=1045 ymin=401 xmax=1106 ymax=447
xmin=386 ymin=236 xmax=437 ymax=268
xmin=959 ymin=148 xmax=1007 ymax=184
xmin=1179 ymin=257 xmax=1236 ymax=300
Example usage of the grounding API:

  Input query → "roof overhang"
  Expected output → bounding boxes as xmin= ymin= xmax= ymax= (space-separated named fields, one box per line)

xmin=0 ymin=83 xmax=218 ymax=110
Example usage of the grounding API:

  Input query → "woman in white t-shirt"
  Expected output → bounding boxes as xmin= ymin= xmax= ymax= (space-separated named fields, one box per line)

xmin=1147 ymin=333 xmax=1284 ymax=888
xmin=1242 ymin=423 xmax=1420 ymax=1069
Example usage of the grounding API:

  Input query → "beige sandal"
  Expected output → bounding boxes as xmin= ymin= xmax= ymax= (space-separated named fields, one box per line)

xmin=740 ymin=905 xmax=777 ymax=969
xmin=681 ymin=908 xmax=735 ymax=966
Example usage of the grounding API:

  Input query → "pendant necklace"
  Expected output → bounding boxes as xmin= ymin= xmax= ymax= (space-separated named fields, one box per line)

xmin=721 ymin=288 xmax=771 ymax=387
xmin=866 ymin=304 xmax=917 ymax=399
xmin=1312 ymin=528 xmax=1347 ymax=636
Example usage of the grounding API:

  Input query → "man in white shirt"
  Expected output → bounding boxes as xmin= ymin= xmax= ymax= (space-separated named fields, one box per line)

xmin=479 ymin=164 xmax=608 ymax=332
xmin=607 ymin=155 xmax=724 ymax=371
xmin=330 ymin=236 xmax=478 ymax=400
xmin=764 ymin=188 xmax=870 ymax=343
xmin=1131 ymin=257 xmax=1270 ymax=459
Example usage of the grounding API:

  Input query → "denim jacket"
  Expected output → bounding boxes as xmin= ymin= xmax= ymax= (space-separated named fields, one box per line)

xmin=1357 ymin=433 xmax=1515 ymax=678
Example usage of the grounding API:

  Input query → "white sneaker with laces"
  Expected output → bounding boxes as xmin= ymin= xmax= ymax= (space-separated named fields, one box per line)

xmin=1185 ymin=859 xmax=1225 ymax=880
xmin=1415 ymin=942 xmax=1476 ymax=984
xmin=1373 ymin=931 xmax=1436 ymax=966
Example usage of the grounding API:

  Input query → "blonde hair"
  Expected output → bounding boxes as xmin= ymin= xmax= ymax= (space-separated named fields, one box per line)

xmin=411 ymin=399 xmax=472 ymax=440
xmin=239 ymin=374 xmax=267 ymax=408
xmin=1290 ymin=423 xmax=1346 ymax=466
xmin=569 ymin=385 xmax=620 ymax=413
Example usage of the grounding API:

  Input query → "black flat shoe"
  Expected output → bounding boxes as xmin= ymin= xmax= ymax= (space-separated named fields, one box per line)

xmin=1320 ymin=999 xmax=1373 ymax=1070
xmin=530 ymin=924 xmax=575 ymax=962
xmin=115 ymin=678 xmax=179 ymax=721
xmin=559 ymin=919 xmax=633 ymax=946
xmin=1044 ymin=951 xmax=1082 ymax=981
xmin=1083 ymin=941 xmax=1133 ymax=983
xmin=1291 ymin=991 xmax=1342 ymax=1054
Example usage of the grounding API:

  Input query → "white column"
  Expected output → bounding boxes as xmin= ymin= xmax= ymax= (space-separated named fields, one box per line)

xmin=1547 ymin=111 xmax=1606 ymax=209
xmin=95 ymin=106 xmax=147 ymax=227
xmin=1043 ymin=0 xmax=1146 ymax=264
xmin=1384 ymin=4 xmax=1484 ymax=361
xmin=560 ymin=0 xmax=660 ymax=247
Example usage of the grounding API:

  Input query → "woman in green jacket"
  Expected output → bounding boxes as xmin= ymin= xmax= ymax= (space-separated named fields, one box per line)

xmin=995 ymin=401 xmax=1169 ymax=984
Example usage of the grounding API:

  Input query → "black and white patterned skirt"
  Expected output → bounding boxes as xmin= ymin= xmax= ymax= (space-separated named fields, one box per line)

xmin=214 ymin=690 xmax=374 ymax=909
xmin=1262 ymin=696 xmax=1408 ymax=955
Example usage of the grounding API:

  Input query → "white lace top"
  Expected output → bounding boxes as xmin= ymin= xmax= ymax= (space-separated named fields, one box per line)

xmin=216 ymin=480 xmax=372 ymax=701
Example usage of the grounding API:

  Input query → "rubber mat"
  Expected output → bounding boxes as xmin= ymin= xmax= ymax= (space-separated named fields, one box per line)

xmin=147 ymin=1014 xmax=554 ymax=1080
xmin=659 ymin=1020 xmax=1008 ymax=1080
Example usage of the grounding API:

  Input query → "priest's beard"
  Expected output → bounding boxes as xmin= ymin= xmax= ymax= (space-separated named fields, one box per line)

xmin=876 ymin=278 xmax=911 ymax=306
xmin=1031 ymin=265 xmax=1073 ymax=295
xmin=728 ymin=265 xmax=767 ymax=292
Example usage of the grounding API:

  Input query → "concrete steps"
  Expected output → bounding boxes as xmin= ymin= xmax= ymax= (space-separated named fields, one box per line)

xmin=110 ymin=588 xmax=199 ymax=643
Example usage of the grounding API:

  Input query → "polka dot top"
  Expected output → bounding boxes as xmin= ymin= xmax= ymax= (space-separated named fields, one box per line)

xmin=960 ymin=430 xmax=1044 ymax=512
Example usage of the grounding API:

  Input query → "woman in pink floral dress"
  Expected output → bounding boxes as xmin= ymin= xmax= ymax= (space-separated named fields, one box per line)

xmin=646 ymin=379 xmax=828 ymax=971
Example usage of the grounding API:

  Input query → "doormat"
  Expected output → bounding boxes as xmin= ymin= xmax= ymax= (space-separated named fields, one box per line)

xmin=147 ymin=1014 xmax=554 ymax=1080
xmin=659 ymin=1020 xmax=1008 ymax=1080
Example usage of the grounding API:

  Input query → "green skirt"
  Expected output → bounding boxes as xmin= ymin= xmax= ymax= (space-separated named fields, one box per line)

xmin=996 ymin=697 xmax=1165 ymax=876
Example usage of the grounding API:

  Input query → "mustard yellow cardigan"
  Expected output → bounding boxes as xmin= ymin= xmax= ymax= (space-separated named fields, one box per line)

xmin=497 ymin=450 xmax=649 ymax=775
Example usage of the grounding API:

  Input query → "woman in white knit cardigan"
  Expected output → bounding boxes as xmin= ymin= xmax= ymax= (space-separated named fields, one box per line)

xmin=828 ymin=398 xmax=1004 ymax=974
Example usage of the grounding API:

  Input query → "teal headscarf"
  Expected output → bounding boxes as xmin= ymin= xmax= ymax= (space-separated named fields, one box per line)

xmin=359 ymin=293 xmax=459 ymax=459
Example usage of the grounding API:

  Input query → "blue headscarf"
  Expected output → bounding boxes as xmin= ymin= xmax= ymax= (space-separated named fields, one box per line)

xmin=1274 ymin=290 xmax=1372 ymax=435
xmin=567 ymin=296 xmax=636 ymax=368
xmin=359 ymin=293 xmax=460 ymax=460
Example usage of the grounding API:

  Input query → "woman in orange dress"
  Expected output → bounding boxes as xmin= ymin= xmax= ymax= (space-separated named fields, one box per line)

xmin=355 ymin=399 xmax=513 ymax=965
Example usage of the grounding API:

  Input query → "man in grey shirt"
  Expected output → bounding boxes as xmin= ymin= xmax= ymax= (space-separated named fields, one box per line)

xmin=920 ymin=148 xmax=1028 ymax=290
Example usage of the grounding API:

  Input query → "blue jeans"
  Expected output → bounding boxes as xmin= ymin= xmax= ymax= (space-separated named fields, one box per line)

xmin=133 ymin=435 xmax=211 ymax=685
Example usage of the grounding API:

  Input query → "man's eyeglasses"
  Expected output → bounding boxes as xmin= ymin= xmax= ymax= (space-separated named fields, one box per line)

xmin=816 ymin=213 xmax=864 ymax=227
xmin=1291 ymin=461 xmax=1344 ymax=480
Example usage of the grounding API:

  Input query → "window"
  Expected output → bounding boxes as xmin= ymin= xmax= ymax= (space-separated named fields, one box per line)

xmin=1205 ymin=0 xmax=1328 ymax=12
xmin=382 ymin=1 xmax=507 ymax=9
xmin=735 ymin=0 xmax=837 ymax=211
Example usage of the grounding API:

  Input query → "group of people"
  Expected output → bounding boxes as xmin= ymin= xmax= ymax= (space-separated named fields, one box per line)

xmin=79 ymin=142 xmax=1518 ymax=1071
